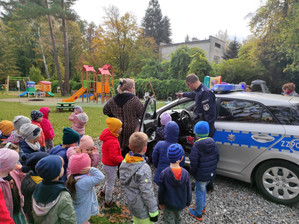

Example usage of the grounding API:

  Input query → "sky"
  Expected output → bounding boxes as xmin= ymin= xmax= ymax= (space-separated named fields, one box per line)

xmin=72 ymin=0 xmax=265 ymax=43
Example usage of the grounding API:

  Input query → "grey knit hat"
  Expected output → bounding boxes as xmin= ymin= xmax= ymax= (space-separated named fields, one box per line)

xmin=13 ymin=116 xmax=31 ymax=131
xmin=20 ymin=123 xmax=41 ymax=140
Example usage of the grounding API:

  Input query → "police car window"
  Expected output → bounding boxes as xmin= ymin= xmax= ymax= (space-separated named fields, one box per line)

xmin=268 ymin=105 xmax=299 ymax=125
xmin=217 ymin=100 xmax=265 ymax=122
xmin=172 ymin=101 xmax=194 ymax=111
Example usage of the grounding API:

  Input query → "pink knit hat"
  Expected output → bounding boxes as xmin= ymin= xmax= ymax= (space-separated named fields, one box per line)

xmin=79 ymin=135 xmax=94 ymax=151
xmin=0 ymin=148 xmax=19 ymax=172
xmin=68 ymin=153 xmax=91 ymax=175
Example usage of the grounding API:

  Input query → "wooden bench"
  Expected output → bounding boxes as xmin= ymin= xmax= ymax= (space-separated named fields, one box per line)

xmin=56 ymin=102 xmax=75 ymax=112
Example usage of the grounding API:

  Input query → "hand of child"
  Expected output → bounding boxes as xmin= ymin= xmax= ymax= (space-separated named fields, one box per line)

xmin=80 ymin=167 xmax=90 ymax=174
xmin=159 ymin=204 xmax=165 ymax=210
xmin=14 ymin=164 xmax=22 ymax=170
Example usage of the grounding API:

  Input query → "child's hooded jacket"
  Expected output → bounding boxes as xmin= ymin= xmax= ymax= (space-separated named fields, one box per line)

xmin=40 ymin=107 xmax=55 ymax=140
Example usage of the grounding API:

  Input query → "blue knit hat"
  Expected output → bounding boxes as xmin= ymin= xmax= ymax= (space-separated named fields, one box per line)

xmin=31 ymin=110 xmax=43 ymax=121
xmin=167 ymin=143 xmax=184 ymax=163
xmin=62 ymin=127 xmax=80 ymax=145
xmin=194 ymin=121 xmax=209 ymax=137
xmin=35 ymin=155 xmax=62 ymax=181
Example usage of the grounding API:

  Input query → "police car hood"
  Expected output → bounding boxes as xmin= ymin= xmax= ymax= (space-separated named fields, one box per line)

xmin=164 ymin=121 xmax=179 ymax=143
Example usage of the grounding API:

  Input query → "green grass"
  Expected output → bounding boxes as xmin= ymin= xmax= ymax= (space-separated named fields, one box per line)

xmin=0 ymin=94 xmax=167 ymax=145
xmin=0 ymin=101 xmax=107 ymax=145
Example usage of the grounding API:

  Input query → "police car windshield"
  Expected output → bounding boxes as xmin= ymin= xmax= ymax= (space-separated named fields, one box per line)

xmin=268 ymin=104 xmax=299 ymax=125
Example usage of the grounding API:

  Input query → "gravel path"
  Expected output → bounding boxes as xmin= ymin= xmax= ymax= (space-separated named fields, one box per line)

xmin=94 ymin=140 xmax=299 ymax=224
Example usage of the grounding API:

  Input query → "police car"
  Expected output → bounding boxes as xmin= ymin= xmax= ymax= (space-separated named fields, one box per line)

xmin=140 ymin=85 xmax=299 ymax=205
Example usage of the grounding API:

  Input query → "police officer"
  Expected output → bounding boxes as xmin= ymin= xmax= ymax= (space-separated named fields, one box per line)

xmin=176 ymin=73 xmax=216 ymax=137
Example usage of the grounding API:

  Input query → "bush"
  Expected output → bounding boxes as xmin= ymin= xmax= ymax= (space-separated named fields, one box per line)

xmin=113 ymin=78 xmax=189 ymax=100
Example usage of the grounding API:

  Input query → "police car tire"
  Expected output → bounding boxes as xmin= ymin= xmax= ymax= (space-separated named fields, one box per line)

xmin=255 ymin=160 xmax=299 ymax=205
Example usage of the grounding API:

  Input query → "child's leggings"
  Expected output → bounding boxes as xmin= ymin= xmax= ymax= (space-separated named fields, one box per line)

xmin=103 ymin=164 xmax=117 ymax=202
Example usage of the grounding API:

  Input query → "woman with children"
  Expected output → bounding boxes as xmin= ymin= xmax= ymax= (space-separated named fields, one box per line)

xmin=0 ymin=75 xmax=219 ymax=224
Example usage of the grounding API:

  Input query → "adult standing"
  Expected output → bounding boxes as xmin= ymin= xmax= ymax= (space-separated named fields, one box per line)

xmin=103 ymin=78 xmax=144 ymax=157
xmin=176 ymin=73 xmax=216 ymax=137
xmin=282 ymin=82 xmax=299 ymax=97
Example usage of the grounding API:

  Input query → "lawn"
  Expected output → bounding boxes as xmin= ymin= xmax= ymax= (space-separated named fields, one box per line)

xmin=0 ymin=93 xmax=166 ymax=145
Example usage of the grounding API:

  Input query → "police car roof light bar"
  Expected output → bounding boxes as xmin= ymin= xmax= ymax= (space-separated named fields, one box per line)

xmin=211 ymin=84 xmax=245 ymax=93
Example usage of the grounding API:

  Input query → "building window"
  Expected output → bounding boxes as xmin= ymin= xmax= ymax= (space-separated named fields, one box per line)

xmin=215 ymin=43 xmax=221 ymax=48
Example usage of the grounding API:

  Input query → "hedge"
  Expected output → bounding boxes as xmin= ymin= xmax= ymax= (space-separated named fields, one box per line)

xmin=113 ymin=78 xmax=189 ymax=100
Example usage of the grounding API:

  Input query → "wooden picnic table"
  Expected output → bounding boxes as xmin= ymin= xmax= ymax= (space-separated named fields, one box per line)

xmin=56 ymin=102 xmax=75 ymax=112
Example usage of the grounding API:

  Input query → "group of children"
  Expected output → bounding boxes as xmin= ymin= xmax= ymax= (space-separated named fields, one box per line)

xmin=0 ymin=106 xmax=219 ymax=224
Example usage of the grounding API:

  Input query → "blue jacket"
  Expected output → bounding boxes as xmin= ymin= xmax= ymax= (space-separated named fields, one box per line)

xmin=158 ymin=167 xmax=192 ymax=211
xmin=50 ymin=145 xmax=68 ymax=182
xmin=189 ymin=137 xmax=219 ymax=181
xmin=19 ymin=139 xmax=42 ymax=162
xmin=183 ymin=84 xmax=216 ymax=136
xmin=73 ymin=168 xmax=105 ymax=224
xmin=152 ymin=121 xmax=185 ymax=184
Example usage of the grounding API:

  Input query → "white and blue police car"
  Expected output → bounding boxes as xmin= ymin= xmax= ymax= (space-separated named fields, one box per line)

xmin=140 ymin=84 xmax=299 ymax=205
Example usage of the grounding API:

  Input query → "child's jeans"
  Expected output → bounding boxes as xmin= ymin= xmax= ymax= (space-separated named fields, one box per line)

xmin=195 ymin=181 xmax=209 ymax=215
xmin=103 ymin=164 xmax=117 ymax=202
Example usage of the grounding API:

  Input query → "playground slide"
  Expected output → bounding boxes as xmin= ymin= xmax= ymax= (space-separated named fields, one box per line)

xmin=46 ymin=92 xmax=54 ymax=97
xmin=19 ymin=91 xmax=28 ymax=97
xmin=62 ymin=87 xmax=87 ymax=102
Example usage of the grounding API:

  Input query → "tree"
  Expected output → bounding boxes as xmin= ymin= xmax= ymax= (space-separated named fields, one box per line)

xmin=249 ymin=0 xmax=299 ymax=92
xmin=188 ymin=50 xmax=213 ymax=80
xmin=223 ymin=37 xmax=241 ymax=60
xmin=142 ymin=0 xmax=171 ymax=45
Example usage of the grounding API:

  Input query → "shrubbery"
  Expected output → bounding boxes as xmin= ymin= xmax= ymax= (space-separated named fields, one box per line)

xmin=113 ymin=78 xmax=189 ymax=100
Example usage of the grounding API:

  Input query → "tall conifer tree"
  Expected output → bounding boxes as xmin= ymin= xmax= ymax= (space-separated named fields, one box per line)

xmin=142 ymin=0 xmax=171 ymax=45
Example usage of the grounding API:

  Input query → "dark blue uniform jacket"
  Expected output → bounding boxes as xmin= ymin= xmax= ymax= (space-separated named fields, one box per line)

xmin=183 ymin=84 xmax=216 ymax=136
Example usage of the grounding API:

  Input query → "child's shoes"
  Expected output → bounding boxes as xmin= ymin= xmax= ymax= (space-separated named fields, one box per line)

xmin=103 ymin=201 xmax=115 ymax=210
xmin=188 ymin=208 xmax=203 ymax=221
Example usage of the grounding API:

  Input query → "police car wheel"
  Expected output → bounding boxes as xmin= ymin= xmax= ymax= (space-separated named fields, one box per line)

xmin=255 ymin=160 xmax=299 ymax=205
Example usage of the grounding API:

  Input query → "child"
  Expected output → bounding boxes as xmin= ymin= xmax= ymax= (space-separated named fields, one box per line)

xmin=39 ymin=107 xmax=55 ymax=152
xmin=188 ymin=121 xmax=219 ymax=222
xmin=19 ymin=123 xmax=42 ymax=161
xmin=32 ymin=155 xmax=76 ymax=223
xmin=4 ymin=116 xmax=31 ymax=144
xmin=99 ymin=118 xmax=123 ymax=209
xmin=21 ymin=152 xmax=49 ymax=224
xmin=152 ymin=121 xmax=185 ymax=184
xmin=66 ymin=135 xmax=99 ymax=175
xmin=0 ymin=120 xmax=14 ymax=143
xmin=119 ymin=132 xmax=159 ymax=224
xmin=0 ymin=187 xmax=14 ymax=223
xmin=158 ymin=143 xmax=192 ymax=224
xmin=66 ymin=153 xmax=104 ymax=224
xmin=155 ymin=112 xmax=172 ymax=141
xmin=0 ymin=148 xmax=27 ymax=223
xmin=30 ymin=110 xmax=46 ymax=151
xmin=68 ymin=106 xmax=88 ymax=138
xmin=50 ymin=127 xmax=80 ymax=182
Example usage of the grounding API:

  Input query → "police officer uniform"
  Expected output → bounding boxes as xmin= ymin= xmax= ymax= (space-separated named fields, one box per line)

xmin=183 ymin=83 xmax=216 ymax=137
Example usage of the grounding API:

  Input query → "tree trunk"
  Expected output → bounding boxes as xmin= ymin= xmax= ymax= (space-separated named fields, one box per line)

xmin=61 ymin=0 xmax=69 ymax=96
xmin=45 ymin=0 xmax=64 ymax=95
xmin=37 ymin=26 xmax=50 ymax=79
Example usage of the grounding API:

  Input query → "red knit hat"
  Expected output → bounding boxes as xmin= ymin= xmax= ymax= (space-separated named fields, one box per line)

xmin=68 ymin=153 xmax=91 ymax=175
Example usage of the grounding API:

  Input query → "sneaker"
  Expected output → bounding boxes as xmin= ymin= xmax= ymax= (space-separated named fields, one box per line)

xmin=202 ymin=207 xmax=206 ymax=214
xmin=188 ymin=208 xmax=203 ymax=221
xmin=103 ymin=201 xmax=115 ymax=210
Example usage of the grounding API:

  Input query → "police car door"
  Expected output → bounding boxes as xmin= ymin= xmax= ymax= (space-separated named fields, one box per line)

xmin=214 ymin=98 xmax=285 ymax=178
